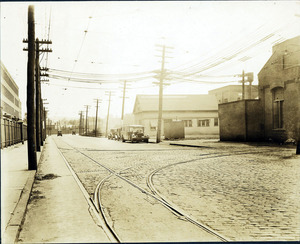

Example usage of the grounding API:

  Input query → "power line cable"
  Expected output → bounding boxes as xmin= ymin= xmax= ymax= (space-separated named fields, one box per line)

xmin=67 ymin=15 xmax=93 ymax=82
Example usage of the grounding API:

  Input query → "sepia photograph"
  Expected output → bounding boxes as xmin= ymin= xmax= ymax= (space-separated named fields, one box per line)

xmin=1 ymin=1 xmax=300 ymax=243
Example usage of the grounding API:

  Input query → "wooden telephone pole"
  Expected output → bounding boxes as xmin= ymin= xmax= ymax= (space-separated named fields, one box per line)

xmin=154 ymin=44 xmax=172 ymax=143
xmin=84 ymin=105 xmax=90 ymax=135
xmin=94 ymin=99 xmax=102 ymax=137
xmin=23 ymin=6 xmax=52 ymax=168
xmin=105 ymin=91 xmax=114 ymax=137
xmin=25 ymin=5 xmax=37 ymax=170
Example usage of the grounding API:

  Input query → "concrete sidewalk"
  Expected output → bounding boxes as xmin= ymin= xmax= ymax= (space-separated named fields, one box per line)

xmin=1 ymin=141 xmax=42 ymax=244
xmin=1 ymin=137 xmax=110 ymax=243
xmin=17 ymin=137 xmax=110 ymax=243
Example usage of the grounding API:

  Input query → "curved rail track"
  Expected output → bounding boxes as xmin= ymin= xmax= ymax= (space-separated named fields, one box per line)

xmin=55 ymin=138 xmax=277 ymax=242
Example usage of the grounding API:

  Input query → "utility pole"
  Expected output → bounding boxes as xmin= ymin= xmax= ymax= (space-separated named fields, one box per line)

xmin=78 ymin=111 xmax=83 ymax=135
xmin=42 ymin=99 xmax=49 ymax=141
xmin=238 ymin=71 xmax=253 ymax=100
xmin=25 ymin=5 xmax=37 ymax=170
xmin=242 ymin=70 xmax=245 ymax=100
xmin=84 ymin=105 xmax=90 ymax=136
xmin=43 ymin=108 xmax=48 ymax=140
xmin=44 ymin=109 xmax=47 ymax=138
xmin=40 ymin=98 xmax=44 ymax=145
xmin=35 ymin=38 xmax=41 ymax=151
xmin=105 ymin=91 xmax=113 ymax=137
xmin=94 ymin=99 xmax=102 ymax=137
xmin=80 ymin=111 xmax=84 ymax=135
xmin=154 ymin=44 xmax=172 ymax=143
xmin=24 ymin=37 xmax=51 ymax=152
xmin=121 ymin=80 xmax=129 ymax=121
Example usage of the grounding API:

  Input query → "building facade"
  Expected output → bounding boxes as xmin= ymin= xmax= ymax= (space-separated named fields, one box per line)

xmin=133 ymin=94 xmax=219 ymax=138
xmin=209 ymin=85 xmax=258 ymax=104
xmin=1 ymin=61 xmax=22 ymax=119
xmin=1 ymin=61 xmax=25 ymax=148
xmin=218 ymin=36 xmax=300 ymax=143
xmin=258 ymin=35 xmax=300 ymax=142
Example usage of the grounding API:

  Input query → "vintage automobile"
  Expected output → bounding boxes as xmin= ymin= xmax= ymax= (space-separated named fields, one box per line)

xmin=108 ymin=128 xmax=117 ymax=140
xmin=115 ymin=128 xmax=122 ymax=141
xmin=121 ymin=125 xmax=149 ymax=143
xmin=57 ymin=130 xmax=62 ymax=136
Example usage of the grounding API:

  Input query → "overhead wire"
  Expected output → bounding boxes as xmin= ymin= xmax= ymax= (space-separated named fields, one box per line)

xmin=48 ymin=68 xmax=156 ymax=78
xmin=170 ymin=22 xmax=271 ymax=72
xmin=46 ymin=12 xmax=299 ymax=90
xmin=172 ymin=15 xmax=297 ymax=76
xmin=48 ymin=73 xmax=156 ymax=84
xmin=67 ymin=15 xmax=93 ymax=82
xmin=45 ymin=6 xmax=52 ymax=68
xmin=176 ymin=32 xmax=278 ymax=77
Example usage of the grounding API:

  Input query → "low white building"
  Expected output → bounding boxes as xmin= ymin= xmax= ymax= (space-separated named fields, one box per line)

xmin=133 ymin=94 xmax=219 ymax=138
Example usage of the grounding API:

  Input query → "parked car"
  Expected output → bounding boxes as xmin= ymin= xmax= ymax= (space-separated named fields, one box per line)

xmin=108 ymin=129 xmax=117 ymax=140
xmin=121 ymin=125 xmax=149 ymax=143
xmin=57 ymin=130 xmax=62 ymax=136
xmin=115 ymin=128 xmax=122 ymax=141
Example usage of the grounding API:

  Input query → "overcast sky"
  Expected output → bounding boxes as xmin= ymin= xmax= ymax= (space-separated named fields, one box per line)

xmin=1 ymin=1 xmax=300 ymax=121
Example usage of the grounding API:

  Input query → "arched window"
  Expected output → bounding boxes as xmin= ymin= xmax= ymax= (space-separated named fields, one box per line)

xmin=272 ymin=87 xmax=284 ymax=129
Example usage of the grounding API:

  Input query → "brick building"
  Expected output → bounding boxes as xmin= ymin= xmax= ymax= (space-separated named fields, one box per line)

xmin=258 ymin=35 xmax=300 ymax=142
xmin=218 ymin=36 xmax=300 ymax=143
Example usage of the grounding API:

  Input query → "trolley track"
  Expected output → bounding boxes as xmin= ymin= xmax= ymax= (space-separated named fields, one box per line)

xmin=55 ymin=138 xmax=279 ymax=242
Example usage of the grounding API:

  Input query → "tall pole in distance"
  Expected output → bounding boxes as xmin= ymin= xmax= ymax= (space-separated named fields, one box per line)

xmin=35 ymin=38 xmax=41 ymax=151
xmin=40 ymin=97 xmax=44 ymax=146
xmin=26 ymin=5 xmax=37 ymax=170
xmin=154 ymin=44 xmax=172 ymax=143
xmin=40 ymin=100 xmax=47 ymax=143
xmin=242 ymin=70 xmax=245 ymax=100
xmin=80 ymin=111 xmax=84 ymax=135
xmin=82 ymin=113 xmax=84 ymax=136
xmin=43 ymin=108 xmax=47 ymax=140
xmin=105 ymin=91 xmax=112 ymax=137
xmin=94 ymin=99 xmax=101 ymax=137
xmin=156 ymin=45 xmax=165 ymax=143
xmin=42 ymin=99 xmax=49 ymax=141
xmin=78 ymin=111 xmax=82 ymax=135
xmin=121 ymin=80 xmax=127 ymax=121
xmin=84 ymin=105 xmax=90 ymax=136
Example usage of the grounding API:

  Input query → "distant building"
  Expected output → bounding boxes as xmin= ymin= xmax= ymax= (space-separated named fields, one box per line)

xmin=209 ymin=85 xmax=258 ymax=104
xmin=218 ymin=36 xmax=300 ymax=142
xmin=1 ymin=61 xmax=22 ymax=119
xmin=133 ymin=94 xmax=219 ymax=138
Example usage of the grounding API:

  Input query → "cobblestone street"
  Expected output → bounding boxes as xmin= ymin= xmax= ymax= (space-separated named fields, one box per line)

xmin=54 ymin=136 xmax=300 ymax=241
xmin=153 ymin=150 xmax=300 ymax=241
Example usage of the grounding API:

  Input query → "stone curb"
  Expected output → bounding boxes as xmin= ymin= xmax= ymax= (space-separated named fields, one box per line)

xmin=3 ymin=170 xmax=36 ymax=244
xmin=3 ymin=144 xmax=45 ymax=244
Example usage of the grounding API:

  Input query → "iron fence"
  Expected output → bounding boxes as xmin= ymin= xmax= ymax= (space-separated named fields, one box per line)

xmin=1 ymin=117 xmax=27 ymax=149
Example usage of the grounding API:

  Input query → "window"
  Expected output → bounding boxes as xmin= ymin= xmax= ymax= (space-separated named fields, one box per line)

xmin=273 ymin=87 xmax=284 ymax=129
xmin=198 ymin=119 xmax=210 ymax=127
xmin=183 ymin=120 xmax=193 ymax=127
xmin=214 ymin=118 xmax=219 ymax=126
